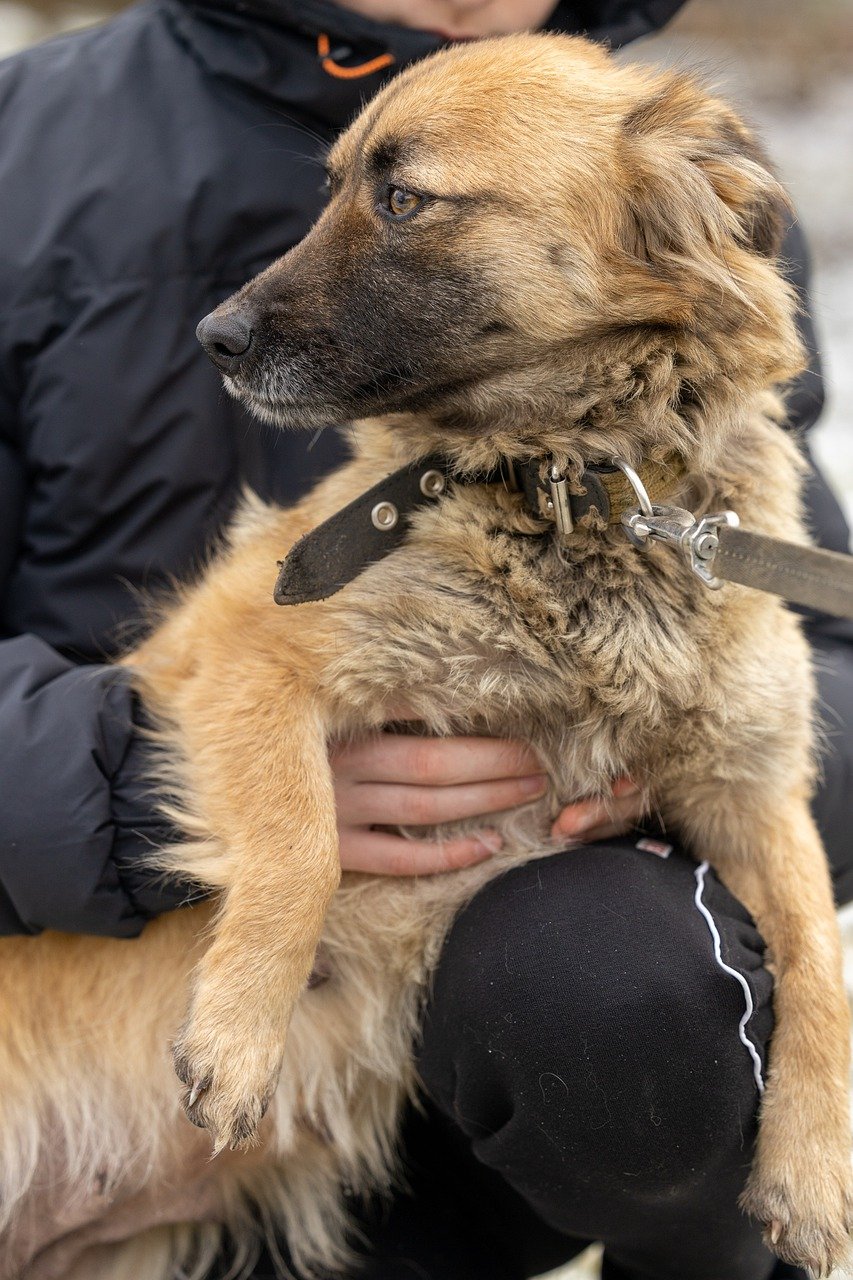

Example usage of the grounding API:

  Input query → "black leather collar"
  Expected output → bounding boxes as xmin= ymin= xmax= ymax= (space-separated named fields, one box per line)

xmin=273 ymin=454 xmax=664 ymax=605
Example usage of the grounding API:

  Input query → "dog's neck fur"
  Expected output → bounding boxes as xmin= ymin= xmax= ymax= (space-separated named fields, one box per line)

xmin=351 ymin=320 xmax=801 ymax=495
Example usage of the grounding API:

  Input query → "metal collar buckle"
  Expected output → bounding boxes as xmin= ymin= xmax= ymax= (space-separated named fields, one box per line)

xmin=546 ymin=466 xmax=574 ymax=540
xmin=526 ymin=463 xmax=575 ymax=540
xmin=612 ymin=456 xmax=739 ymax=589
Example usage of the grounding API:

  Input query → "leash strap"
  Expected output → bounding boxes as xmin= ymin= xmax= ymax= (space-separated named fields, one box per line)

xmin=621 ymin=487 xmax=853 ymax=621
xmin=714 ymin=526 xmax=853 ymax=619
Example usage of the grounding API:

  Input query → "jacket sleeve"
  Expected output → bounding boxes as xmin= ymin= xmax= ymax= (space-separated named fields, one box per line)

xmin=778 ymin=220 xmax=853 ymax=643
xmin=0 ymin=440 xmax=199 ymax=937
xmin=0 ymin=630 xmax=201 ymax=936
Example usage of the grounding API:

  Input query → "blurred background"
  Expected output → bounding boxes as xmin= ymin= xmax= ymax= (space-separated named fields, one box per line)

xmin=1 ymin=1 xmax=850 ymax=1277
xmin=633 ymin=0 xmax=853 ymax=529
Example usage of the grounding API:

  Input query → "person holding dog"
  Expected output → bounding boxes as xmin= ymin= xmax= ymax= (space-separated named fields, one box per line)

xmin=0 ymin=1 xmax=850 ymax=1277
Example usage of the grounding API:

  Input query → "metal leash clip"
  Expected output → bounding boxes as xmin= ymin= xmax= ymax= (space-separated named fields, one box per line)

xmin=611 ymin=457 xmax=740 ymax=590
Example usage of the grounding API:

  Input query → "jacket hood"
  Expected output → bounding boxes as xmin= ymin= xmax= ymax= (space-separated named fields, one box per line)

xmin=166 ymin=0 xmax=688 ymax=132
xmin=189 ymin=0 xmax=688 ymax=48
xmin=550 ymin=1 xmax=688 ymax=46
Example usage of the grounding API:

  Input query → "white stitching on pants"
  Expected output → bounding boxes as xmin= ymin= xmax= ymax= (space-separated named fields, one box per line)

xmin=693 ymin=861 xmax=765 ymax=1095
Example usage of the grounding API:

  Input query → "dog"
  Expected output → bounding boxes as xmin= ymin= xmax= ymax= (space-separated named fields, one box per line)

xmin=1 ymin=31 xmax=850 ymax=1280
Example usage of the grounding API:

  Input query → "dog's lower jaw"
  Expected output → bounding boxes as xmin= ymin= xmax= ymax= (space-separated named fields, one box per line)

xmin=223 ymin=375 xmax=334 ymax=433
xmin=239 ymin=394 xmax=338 ymax=433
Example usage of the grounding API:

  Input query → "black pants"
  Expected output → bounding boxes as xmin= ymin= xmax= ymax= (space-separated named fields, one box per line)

xmin=237 ymin=638 xmax=853 ymax=1280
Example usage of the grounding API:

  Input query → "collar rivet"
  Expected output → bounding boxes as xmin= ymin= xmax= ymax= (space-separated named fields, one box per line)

xmin=371 ymin=500 xmax=399 ymax=530
xmin=419 ymin=469 xmax=446 ymax=498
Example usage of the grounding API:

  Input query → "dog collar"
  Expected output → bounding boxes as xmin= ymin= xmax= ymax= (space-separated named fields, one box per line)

xmin=273 ymin=453 xmax=685 ymax=605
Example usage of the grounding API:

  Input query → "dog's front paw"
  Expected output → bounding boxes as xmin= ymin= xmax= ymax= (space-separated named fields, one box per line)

xmin=172 ymin=1014 xmax=284 ymax=1152
xmin=741 ymin=1167 xmax=853 ymax=1277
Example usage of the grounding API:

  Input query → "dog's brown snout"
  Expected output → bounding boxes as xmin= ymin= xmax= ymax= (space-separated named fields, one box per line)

xmin=197 ymin=310 xmax=254 ymax=373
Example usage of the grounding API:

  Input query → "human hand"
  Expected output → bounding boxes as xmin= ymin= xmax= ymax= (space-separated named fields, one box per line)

xmin=332 ymin=732 xmax=645 ymax=876
xmin=550 ymin=777 xmax=645 ymax=843
xmin=332 ymin=732 xmax=547 ymax=875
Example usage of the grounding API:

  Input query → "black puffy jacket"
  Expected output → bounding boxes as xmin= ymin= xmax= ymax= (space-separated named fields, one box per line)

xmin=0 ymin=0 xmax=846 ymax=935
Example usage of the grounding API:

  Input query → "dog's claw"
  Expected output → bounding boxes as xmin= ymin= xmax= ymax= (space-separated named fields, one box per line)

xmin=743 ymin=1174 xmax=853 ymax=1277
xmin=173 ymin=1024 xmax=281 ymax=1149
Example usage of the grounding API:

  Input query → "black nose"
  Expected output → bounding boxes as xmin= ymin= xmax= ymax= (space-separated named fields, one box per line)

xmin=196 ymin=310 xmax=254 ymax=372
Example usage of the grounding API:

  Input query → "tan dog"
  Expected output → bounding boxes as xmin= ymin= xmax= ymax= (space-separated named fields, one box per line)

xmin=1 ymin=32 xmax=850 ymax=1280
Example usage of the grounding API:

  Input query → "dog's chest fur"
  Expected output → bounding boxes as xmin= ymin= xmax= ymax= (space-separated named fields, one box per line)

xmin=317 ymin=478 xmax=724 ymax=805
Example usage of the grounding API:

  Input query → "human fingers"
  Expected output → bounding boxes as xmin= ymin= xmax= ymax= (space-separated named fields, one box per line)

xmin=551 ymin=781 xmax=644 ymax=841
xmin=339 ymin=828 xmax=503 ymax=876
xmin=332 ymin=733 xmax=542 ymax=787
xmin=339 ymin=773 xmax=547 ymax=828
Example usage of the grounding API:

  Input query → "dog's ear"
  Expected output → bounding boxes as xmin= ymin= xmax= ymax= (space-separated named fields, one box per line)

xmin=617 ymin=77 xmax=790 ymax=318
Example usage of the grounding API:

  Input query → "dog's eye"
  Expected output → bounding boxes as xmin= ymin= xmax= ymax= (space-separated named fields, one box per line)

xmin=325 ymin=172 xmax=343 ymax=197
xmin=385 ymin=186 xmax=423 ymax=219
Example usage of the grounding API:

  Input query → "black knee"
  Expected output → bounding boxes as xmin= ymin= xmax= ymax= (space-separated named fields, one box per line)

xmin=418 ymin=840 xmax=773 ymax=1208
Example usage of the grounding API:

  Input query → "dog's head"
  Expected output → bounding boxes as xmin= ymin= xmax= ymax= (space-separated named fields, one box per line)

xmin=198 ymin=34 xmax=802 ymax=466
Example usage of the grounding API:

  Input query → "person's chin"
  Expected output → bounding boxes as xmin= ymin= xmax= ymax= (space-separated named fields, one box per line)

xmin=426 ymin=28 xmax=479 ymax=41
